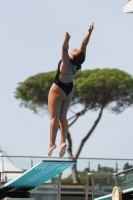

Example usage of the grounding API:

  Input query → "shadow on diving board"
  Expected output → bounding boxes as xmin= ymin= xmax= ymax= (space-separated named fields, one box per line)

xmin=0 ymin=160 xmax=76 ymax=199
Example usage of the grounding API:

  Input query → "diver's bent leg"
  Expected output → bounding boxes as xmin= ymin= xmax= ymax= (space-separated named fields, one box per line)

xmin=58 ymin=118 xmax=68 ymax=158
xmin=49 ymin=117 xmax=59 ymax=146
xmin=48 ymin=117 xmax=58 ymax=158
xmin=58 ymin=88 xmax=74 ymax=157
xmin=59 ymin=118 xmax=68 ymax=145
xmin=48 ymin=83 xmax=66 ymax=157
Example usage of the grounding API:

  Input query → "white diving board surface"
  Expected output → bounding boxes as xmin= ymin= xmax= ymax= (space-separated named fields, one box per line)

xmin=0 ymin=160 xmax=76 ymax=192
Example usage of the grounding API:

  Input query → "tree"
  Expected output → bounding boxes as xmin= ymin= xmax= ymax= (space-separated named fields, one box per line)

xmin=15 ymin=68 xmax=133 ymax=183
xmin=62 ymin=166 xmax=115 ymax=185
xmin=123 ymin=162 xmax=133 ymax=170
xmin=98 ymin=164 xmax=115 ymax=173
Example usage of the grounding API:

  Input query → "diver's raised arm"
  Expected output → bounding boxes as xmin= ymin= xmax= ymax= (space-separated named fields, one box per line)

xmin=62 ymin=32 xmax=71 ymax=64
xmin=80 ymin=22 xmax=94 ymax=55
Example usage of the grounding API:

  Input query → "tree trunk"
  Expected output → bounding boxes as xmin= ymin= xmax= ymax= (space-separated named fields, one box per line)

xmin=71 ymin=163 xmax=80 ymax=184
xmin=67 ymin=106 xmax=104 ymax=183
xmin=67 ymin=132 xmax=80 ymax=183
xmin=75 ymin=105 xmax=104 ymax=159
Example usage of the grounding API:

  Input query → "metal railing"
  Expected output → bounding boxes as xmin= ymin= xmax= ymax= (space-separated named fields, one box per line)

xmin=1 ymin=160 xmax=133 ymax=200
xmin=85 ymin=168 xmax=133 ymax=200
xmin=1 ymin=155 xmax=133 ymax=172
xmin=1 ymin=155 xmax=133 ymax=187
xmin=0 ymin=171 xmax=23 ymax=185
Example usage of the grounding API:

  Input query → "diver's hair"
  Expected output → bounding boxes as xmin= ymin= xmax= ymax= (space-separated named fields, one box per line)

xmin=72 ymin=62 xmax=82 ymax=70
xmin=71 ymin=51 xmax=85 ymax=70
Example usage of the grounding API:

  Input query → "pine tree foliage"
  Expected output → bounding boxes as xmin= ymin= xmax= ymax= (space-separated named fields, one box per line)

xmin=15 ymin=68 xmax=133 ymax=114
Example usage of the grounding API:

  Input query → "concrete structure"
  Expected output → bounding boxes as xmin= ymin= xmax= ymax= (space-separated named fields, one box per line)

xmin=123 ymin=0 xmax=133 ymax=13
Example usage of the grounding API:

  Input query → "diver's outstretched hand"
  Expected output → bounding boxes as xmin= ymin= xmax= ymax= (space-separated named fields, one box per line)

xmin=88 ymin=22 xmax=94 ymax=32
xmin=65 ymin=32 xmax=71 ymax=40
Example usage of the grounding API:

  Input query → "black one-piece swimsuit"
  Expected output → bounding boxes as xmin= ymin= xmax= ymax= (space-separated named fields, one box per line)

xmin=53 ymin=60 xmax=77 ymax=96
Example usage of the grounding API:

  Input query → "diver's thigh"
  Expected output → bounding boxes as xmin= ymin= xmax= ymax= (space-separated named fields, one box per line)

xmin=48 ymin=84 xmax=66 ymax=118
xmin=59 ymin=88 xmax=74 ymax=118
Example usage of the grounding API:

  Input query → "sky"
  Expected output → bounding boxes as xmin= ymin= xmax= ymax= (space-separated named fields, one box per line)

xmin=0 ymin=0 xmax=133 ymax=173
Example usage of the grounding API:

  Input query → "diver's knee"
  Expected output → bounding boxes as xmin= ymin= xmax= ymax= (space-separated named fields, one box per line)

xmin=50 ymin=117 xmax=59 ymax=123
xmin=59 ymin=117 xmax=67 ymax=123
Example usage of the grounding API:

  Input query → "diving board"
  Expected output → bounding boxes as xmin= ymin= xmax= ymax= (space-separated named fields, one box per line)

xmin=0 ymin=160 xmax=75 ymax=199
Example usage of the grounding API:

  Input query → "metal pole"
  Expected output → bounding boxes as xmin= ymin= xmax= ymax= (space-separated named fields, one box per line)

xmin=57 ymin=173 xmax=62 ymax=200
xmin=92 ymin=178 xmax=94 ymax=200
xmin=116 ymin=161 xmax=118 ymax=173
xmin=85 ymin=175 xmax=89 ymax=200
xmin=31 ymin=157 xmax=33 ymax=167
xmin=5 ymin=173 xmax=7 ymax=183
xmin=2 ymin=159 xmax=4 ymax=182
xmin=114 ymin=175 xmax=117 ymax=186
xmin=88 ymin=160 xmax=90 ymax=172
xmin=2 ymin=159 xmax=4 ymax=171
xmin=0 ymin=172 xmax=1 ymax=185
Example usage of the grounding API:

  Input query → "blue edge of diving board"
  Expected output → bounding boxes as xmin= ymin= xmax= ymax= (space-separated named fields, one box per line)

xmin=0 ymin=160 xmax=76 ymax=198
xmin=94 ymin=187 xmax=133 ymax=200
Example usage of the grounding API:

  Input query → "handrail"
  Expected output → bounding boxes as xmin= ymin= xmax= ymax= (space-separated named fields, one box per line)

xmin=0 ymin=171 xmax=24 ymax=184
xmin=1 ymin=155 xmax=133 ymax=161
xmin=87 ymin=168 xmax=133 ymax=179
xmin=0 ymin=171 xmax=23 ymax=173
xmin=114 ymin=167 xmax=133 ymax=176
xmin=85 ymin=168 xmax=133 ymax=200
xmin=87 ymin=173 xmax=114 ymax=177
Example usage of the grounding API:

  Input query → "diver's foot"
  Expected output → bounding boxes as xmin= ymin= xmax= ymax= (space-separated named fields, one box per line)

xmin=47 ymin=144 xmax=56 ymax=158
xmin=59 ymin=143 xmax=67 ymax=158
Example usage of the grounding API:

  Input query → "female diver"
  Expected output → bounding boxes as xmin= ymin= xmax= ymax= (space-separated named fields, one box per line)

xmin=48 ymin=23 xmax=94 ymax=157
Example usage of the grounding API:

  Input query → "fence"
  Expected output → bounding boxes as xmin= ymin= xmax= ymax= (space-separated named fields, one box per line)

xmin=1 ymin=155 xmax=133 ymax=180
xmin=85 ymin=168 xmax=133 ymax=200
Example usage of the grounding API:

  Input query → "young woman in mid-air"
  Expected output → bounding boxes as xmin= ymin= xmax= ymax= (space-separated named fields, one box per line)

xmin=48 ymin=22 xmax=94 ymax=158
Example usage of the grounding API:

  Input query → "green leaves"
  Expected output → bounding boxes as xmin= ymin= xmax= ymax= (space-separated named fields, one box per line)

xmin=15 ymin=71 xmax=56 ymax=113
xmin=15 ymin=68 xmax=133 ymax=114
xmin=73 ymin=68 xmax=133 ymax=113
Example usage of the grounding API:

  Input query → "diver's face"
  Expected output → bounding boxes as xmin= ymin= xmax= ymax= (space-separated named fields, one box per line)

xmin=69 ymin=49 xmax=81 ymax=59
